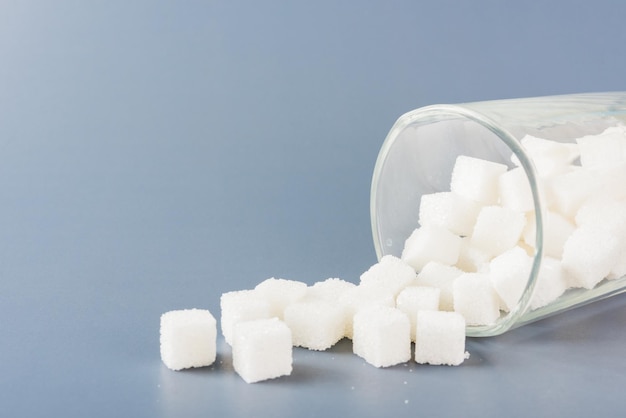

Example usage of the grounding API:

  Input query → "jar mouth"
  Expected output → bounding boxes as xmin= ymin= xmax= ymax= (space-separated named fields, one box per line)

xmin=370 ymin=104 xmax=544 ymax=337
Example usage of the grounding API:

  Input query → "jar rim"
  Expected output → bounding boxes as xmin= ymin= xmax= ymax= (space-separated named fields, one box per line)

xmin=370 ymin=103 xmax=545 ymax=337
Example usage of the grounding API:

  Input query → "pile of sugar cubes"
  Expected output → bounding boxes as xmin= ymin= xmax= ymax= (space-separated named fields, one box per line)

xmin=160 ymin=125 xmax=626 ymax=382
xmin=161 ymin=261 xmax=469 ymax=383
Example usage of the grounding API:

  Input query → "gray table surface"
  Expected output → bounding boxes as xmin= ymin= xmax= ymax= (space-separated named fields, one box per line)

xmin=2 ymin=1 xmax=626 ymax=417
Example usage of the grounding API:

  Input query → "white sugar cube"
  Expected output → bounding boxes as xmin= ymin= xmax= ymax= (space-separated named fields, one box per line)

xmin=232 ymin=318 xmax=292 ymax=383
xmin=575 ymin=196 xmax=626 ymax=231
xmin=338 ymin=285 xmax=396 ymax=339
xmin=160 ymin=309 xmax=217 ymax=371
xmin=414 ymin=261 xmax=463 ymax=311
xmin=418 ymin=191 xmax=481 ymax=236
xmin=306 ymin=278 xmax=356 ymax=302
xmin=453 ymin=273 xmax=500 ymax=326
xmin=561 ymin=225 xmax=622 ymax=289
xmin=470 ymin=206 xmax=526 ymax=258
xmin=530 ymin=256 xmax=568 ymax=310
xmin=352 ymin=306 xmax=411 ymax=368
xmin=450 ymin=155 xmax=508 ymax=205
xmin=588 ymin=195 xmax=626 ymax=279
xmin=284 ymin=300 xmax=346 ymax=351
xmin=414 ymin=310 xmax=467 ymax=366
xmin=547 ymin=169 xmax=600 ymax=221
xmin=455 ymin=237 xmax=490 ymax=273
xmin=396 ymin=286 xmax=440 ymax=341
xmin=489 ymin=246 xmax=533 ymax=312
xmin=577 ymin=128 xmax=625 ymax=169
xmin=254 ymin=278 xmax=307 ymax=319
xmin=220 ymin=290 xmax=272 ymax=346
xmin=498 ymin=167 xmax=535 ymax=212
xmin=359 ymin=255 xmax=416 ymax=296
xmin=595 ymin=163 xmax=626 ymax=201
xmin=401 ymin=225 xmax=462 ymax=271
xmin=609 ymin=243 xmax=626 ymax=280
xmin=517 ymin=134 xmax=579 ymax=176
xmin=523 ymin=211 xmax=575 ymax=259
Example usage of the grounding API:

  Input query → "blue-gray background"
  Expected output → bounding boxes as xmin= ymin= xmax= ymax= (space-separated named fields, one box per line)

xmin=2 ymin=1 xmax=626 ymax=417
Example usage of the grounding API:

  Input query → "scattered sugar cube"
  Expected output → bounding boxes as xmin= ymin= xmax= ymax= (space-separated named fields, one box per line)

xmin=306 ymin=278 xmax=356 ymax=302
xmin=284 ymin=300 xmax=346 ymax=351
xmin=359 ymin=255 xmax=416 ymax=296
xmin=254 ymin=278 xmax=307 ymax=319
xmin=418 ymin=191 xmax=481 ymax=236
xmin=530 ymin=256 xmax=568 ymax=310
xmin=414 ymin=310 xmax=467 ymax=366
xmin=523 ymin=210 xmax=574 ymax=259
xmin=450 ymin=155 xmax=508 ymax=205
xmin=489 ymin=246 xmax=533 ymax=312
xmin=220 ymin=290 xmax=272 ymax=346
xmin=396 ymin=286 xmax=440 ymax=341
xmin=470 ymin=206 xmax=526 ymax=258
xmin=414 ymin=261 xmax=462 ymax=311
xmin=453 ymin=273 xmax=500 ymax=326
xmin=160 ymin=309 xmax=217 ymax=371
xmin=232 ymin=318 xmax=292 ymax=383
xmin=498 ymin=167 xmax=535 ymax=212
xmin=339 ymin=285 xmax=396 ymax=339
xmin=352 ymin=306 xmax=411 ymax=368
xmin=561 ymin=225 xmax=622 ymax=289
xmin=401 ymin=224 xmax=462 ymax=271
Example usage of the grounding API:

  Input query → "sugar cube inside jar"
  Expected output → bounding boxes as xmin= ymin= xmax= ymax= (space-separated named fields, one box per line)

xmin=370 ymin=92 xmax=626 ymax=337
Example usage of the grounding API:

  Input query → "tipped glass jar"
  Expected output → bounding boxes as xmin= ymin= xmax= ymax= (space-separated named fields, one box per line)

xmin=370 ymin=92 xmax=626 ymax=337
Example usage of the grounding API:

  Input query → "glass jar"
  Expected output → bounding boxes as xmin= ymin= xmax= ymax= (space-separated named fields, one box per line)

xmin=370 ymin=92 xmax=626 ymax=336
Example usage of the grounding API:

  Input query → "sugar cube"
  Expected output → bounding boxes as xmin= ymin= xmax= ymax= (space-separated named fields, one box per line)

xmin=306 ymin=278 xmax=356 ymax=303
xmin=455 ymin=236 xmax=490 ymax=273
xmin=453 ymin=273 xmax=500 ymax=326
xmin=577 ymin=128 xmax=625 ymax=169
xmin=220 ymin=289 xmax=272 ymax=346
xmin=470 ymin=206 xmax=526 ymax=258
xmin=547 ymin=169 xmax=600 ymax=221
xmin=530 ymin=256 xmax=568 ymax=310
xmin=352 ymin=306 xmax=411 ymax=368
xmin=401 ymin=224 xmax=462 ymax=271
xmin=396 ymin=286 xmax=440 ymax=341
xmin=338 ymin=285 xmax=396 ymax=339
xmin=359 ymin=255 xmax=416 ymax=296
xmin=414 ymin=310 xmax=467 ymax=366
xmin=414 ymin=261 xmax=462 ymax=311
xmin=609 ymin=243 xmax=626 ymax=280
xmin=284 ymin=300 xmax=346 ymax=351
xmin=517 ymin=134 xmax=579 ymax=176
xmin=595 ymin=163 xmax=626 ymax=201
xmin=575 ymin=196 xmax=626 ymax=231
xmin=498 ymin=167 xmax=534 ymax=212
xmin=254 ymin=278 xmax=307 ymax=319
xmin=232 ymin=318 xmax=292 ymax=383
xmin=450 ymin=155 xmax=508 ymax=205
xmin=523 ymin=210 xmax=575 ymax=259
xmin=562 ymin=225 xmax=622 ymax=289
xmin=488 ymin=246 xmax=533 ymax=312
xmin=160 ymin=309 xmax=217 ymax=371
xmin=418 ymin=191 xmax=481 ymax=236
